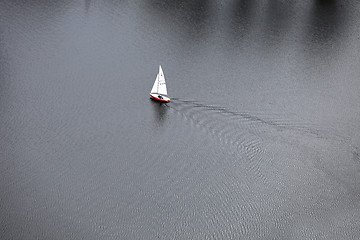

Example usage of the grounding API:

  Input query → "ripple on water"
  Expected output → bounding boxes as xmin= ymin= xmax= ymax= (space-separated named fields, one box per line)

xmin=163 ymin=98 xmax=360 ymax=238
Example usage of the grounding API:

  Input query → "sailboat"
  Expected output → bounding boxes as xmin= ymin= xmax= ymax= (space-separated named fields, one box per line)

xmin=150 ymin=65 xmax=170 ymax=102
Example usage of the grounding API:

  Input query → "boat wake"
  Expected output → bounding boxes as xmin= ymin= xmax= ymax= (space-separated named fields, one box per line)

xmin=142 ymin=98 xmax=360 ymax=238
xmin=167 ymin=98 xmax=360 ymax=187
xmin=170 ymin=98 xmax=330 ymax=138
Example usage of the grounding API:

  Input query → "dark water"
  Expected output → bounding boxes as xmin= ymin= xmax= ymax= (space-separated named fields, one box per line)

xmin=1 ymin=0 xmax=360 ymax=239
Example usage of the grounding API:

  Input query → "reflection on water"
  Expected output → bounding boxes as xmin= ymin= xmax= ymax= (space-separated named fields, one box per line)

xmin=150 ymin=99 xmax=168 ymax=126
xmin=307 ymin=0 xmax=347 ymax=51
xmin=144 ymin=0 xmax=211 ymax=41
xmin=84 ymin=0 xmax=91 ymax=13
xmin=228 ymin=0 xmax=254 ymax=41
xmin=264 ymin=1 xmax=294 ymax=41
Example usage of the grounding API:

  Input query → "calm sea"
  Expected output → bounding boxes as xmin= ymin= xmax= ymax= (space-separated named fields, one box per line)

xmin=1 ymin=0 xmax=360 ymax=239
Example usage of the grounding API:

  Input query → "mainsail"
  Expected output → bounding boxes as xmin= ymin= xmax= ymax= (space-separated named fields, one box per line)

xmin=150 ymin=65 xmax=167 ymax=95
xmin=157 ymin=65 xmax=167 ymax=95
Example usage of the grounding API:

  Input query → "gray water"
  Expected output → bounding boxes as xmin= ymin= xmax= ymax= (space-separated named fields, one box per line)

xmin=1 ymin=0 xmax=360 ymax=239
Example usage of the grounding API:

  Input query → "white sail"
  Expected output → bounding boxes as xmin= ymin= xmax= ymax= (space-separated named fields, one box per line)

xmin=151 ymin=74 xmax=159 ymax=93
xmin=149 ymin=65 xmax=170 ymax=102
xmin=157 ymin=65 xmax=167 ymax=95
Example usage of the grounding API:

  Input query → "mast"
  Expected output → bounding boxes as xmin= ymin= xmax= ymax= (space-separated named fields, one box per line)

xmin=157 ymin=74 xmax=160 ymax=93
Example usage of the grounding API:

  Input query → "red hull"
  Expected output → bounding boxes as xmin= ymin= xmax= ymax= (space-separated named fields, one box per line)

xmin=150 ymin=95 xmax=170 ymax=102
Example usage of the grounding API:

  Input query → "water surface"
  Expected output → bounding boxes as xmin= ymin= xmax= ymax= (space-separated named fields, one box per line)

xmin=1 ymin=0 xmax=360 ymax=239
